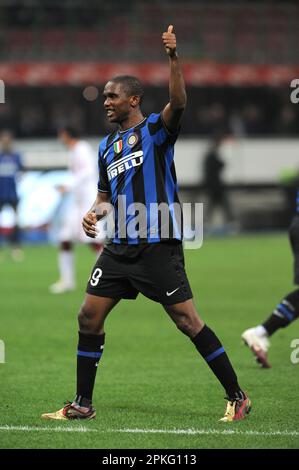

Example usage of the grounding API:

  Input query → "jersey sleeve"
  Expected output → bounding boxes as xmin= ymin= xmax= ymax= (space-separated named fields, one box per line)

xmin=97 ymin=147 xmax=110 ymax=193
xmin=147 ymin=112 xmax=180 ymax=146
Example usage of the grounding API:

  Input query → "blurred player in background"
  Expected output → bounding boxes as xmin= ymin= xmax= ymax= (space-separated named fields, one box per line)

xmin=202 ymin=134 xmax=233 ymax=228
xmin=49 ymin=127 xmax=105 ymax=294
xmin=0 ymin=130 xmax=23 ymax=261
xmin=43 ymin=26 xmax=251 ymax=423
xmin=242 ymin=193 xmax=299 ymax=368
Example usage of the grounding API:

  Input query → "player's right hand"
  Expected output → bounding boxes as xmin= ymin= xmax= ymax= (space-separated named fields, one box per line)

xmin=162 ymin=25 xmax=177 ymax=57
xmin=82 ymin=211 xmax=98 ymax=238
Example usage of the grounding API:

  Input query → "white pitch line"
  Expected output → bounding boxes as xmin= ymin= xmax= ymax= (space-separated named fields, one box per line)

xmin=0 ymin=425 xmax=95 ymax=433
xmin=117 ymin=428 xmax=299 ymax=437
xmin=0 ymin=425 xmax=299 ymax=437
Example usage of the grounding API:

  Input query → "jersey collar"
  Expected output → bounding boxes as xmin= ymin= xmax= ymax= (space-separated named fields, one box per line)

xmin=118 ymin=117 xmax=147 ymax=134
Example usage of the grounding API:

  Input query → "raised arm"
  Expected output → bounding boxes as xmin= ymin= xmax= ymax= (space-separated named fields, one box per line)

xmin=161 ymin=25 xmax=187 ymax=133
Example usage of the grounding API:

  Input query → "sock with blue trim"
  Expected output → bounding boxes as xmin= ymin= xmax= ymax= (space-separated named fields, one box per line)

xmin=76 ymin=331 xmax=105 ymax=406
xmin=192 ymin=325 xmax=243 ymax=399
xmin=262 ymin=289 xmax=299 ymax=336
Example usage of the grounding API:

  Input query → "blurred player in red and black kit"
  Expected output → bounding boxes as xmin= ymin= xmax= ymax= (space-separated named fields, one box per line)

xmin=0 ymin=130 xmax=23 ymax=261
xmin=49 ymin=127 xmax=105 ymax=294
xmin=242 ymin=190 xmax=299 ymax=368
xmin=42 ymin=26 xmax=251 ymax=423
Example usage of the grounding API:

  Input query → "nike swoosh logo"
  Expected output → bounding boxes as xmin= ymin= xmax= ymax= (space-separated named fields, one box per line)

xmin=166 ymin=287 xmax=180 ymax=296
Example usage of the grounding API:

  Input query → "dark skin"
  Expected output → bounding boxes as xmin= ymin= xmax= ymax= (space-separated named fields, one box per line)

xmin=103 ymin=82 xmax=144 ymax=131
xmin=102 ymin=25 xmax=186 ymax=133
xmin=77 ymin=28 xmax=204 ymax=409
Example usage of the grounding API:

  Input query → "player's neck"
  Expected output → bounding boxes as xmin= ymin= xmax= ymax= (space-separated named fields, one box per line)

xmin=119 ymin=112 xmax=145 ymax=132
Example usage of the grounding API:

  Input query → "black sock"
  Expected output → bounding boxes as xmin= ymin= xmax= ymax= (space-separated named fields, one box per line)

xmin=192 ymin=325 xmax=244 ymax=400
xmin=263 ymin=289 xmax=299 ymax=336
xmin=76 ymin=331 xmax=105 ymax=406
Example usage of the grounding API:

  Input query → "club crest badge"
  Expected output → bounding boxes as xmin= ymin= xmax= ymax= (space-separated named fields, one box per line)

xmin=113 ymin=140 xmax=123 ymax=154
xmin=127 ymin=133 xmax=138 ymax=147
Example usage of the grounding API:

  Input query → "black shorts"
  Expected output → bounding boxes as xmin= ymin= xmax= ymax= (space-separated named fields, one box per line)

xmin=86 ymin=241 xmax=193 ymax=305
xmin=289 ymin=215 xmax=299 ymax=284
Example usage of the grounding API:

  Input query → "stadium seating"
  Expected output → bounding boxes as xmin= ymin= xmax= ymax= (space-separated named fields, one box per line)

xmin=1 ymin=2 xmax=299 ymax=64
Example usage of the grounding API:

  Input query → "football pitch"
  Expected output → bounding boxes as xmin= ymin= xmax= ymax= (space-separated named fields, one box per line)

xmin=0 ymin=234 xmax=298 ymax=449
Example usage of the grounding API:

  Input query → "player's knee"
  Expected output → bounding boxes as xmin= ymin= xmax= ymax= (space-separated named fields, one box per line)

xmin=175 ymin=312 xmax=198 ymax=337
xmin=78 ymin=304 xmax=97 ymax=334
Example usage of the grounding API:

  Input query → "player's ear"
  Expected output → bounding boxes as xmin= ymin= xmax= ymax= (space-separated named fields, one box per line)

xmin=130 ymin=95 xmax=140 ymax=108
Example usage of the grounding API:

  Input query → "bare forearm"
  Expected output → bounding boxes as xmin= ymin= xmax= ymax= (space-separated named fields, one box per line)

xmin=82 ymin=191 xmax=111 ymax=238
xmin=88 ymin=192 xmax=102 ymax=213
xmin=89 ymin=192 xmax=111 ymax=219
xmin=169 ymin=54 xmax=187 ymax=110
xmin=162 ymin=25 xmax=186 ymax=131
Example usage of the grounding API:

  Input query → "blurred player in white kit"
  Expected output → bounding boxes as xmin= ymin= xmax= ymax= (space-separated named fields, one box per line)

xmin=49 ymin=127 xmax=105 ymax=294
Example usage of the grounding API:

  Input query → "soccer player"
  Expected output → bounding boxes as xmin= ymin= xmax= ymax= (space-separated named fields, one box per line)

xmin=42 ymin=26 xmax=251 ymax=422
xmin=242 ymin=191 xmax=299 ymax=368
xmin=49 ymin=127 xmax=105 ymax=294
xmin=202 ymin=134 xmax=234 ymax=228
xmin=0 ymin=130 xmax=23 ymax=261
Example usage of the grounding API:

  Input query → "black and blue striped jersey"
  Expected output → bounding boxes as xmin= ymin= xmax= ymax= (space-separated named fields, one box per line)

xmin=97 ymin=112 xmax=182 ymax=244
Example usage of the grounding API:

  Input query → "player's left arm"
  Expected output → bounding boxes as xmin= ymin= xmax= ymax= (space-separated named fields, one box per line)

xmin=162 ymin=25 xmax=187 ymax=133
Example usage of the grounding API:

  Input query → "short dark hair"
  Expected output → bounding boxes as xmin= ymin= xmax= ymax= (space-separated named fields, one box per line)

xmin=59 ymin=126 xmax=80 ymax=138
xmin=110 ymin=75 xmax=144 ymax=102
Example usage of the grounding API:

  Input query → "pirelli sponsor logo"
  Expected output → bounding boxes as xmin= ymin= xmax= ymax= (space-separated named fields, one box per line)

xmin=107 ymin=150 xmax=143 ymax=182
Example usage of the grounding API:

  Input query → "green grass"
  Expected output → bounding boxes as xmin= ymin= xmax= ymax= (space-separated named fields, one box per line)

xmin=0 ymin=234 xmax=299 ymax=449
